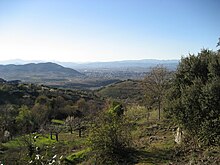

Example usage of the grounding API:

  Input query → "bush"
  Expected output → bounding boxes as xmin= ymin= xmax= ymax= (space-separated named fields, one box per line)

xmin=88 ymin=109 xmax=132 ymax=164
xmin=166 ymin=49 xmax=220 ymax=146
xmin=65 ymin=148 xmax=90 ymax=164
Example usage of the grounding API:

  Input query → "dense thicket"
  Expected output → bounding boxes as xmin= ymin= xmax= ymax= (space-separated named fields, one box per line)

xmin=0 ymin=81 xmax=104 ymax=138
xmin=166 ymin=49 xmax=220 ymax=146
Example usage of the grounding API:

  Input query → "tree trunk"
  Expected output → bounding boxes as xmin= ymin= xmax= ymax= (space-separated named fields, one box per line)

xmin=55 ymin=133 xmax=58 ymax=141
xmin=50 ymin=131 xmax=53 ymax=140
xmin=28 ymin=145 xmax=34 ymax=158
xmin=70 ymin=127 xmax=73 ymax=134
xmin=158 ymin=100 xmax=161 ymax=120
xmin=79 ymin=129 xmax=81 ymax=138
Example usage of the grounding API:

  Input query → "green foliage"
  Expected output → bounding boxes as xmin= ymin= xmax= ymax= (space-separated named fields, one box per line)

xmin=0 ymin=104 xmax=18 ymax=139
xmin=16 ymin=105 xmax=35 ymax=133
xmin=31 ymin=103 xmax=50 ymax=128
xmin=34 ymin=135 xmax=56 ymax=147
xmin=35 ymin=95 xmax=50 ymax=105
xmin=97 ymin=79 xmax=145 ymax=105
xmin=88 ymin=107 xmax=132 ymax=164
xmin=108 ymin=101 xmax=124 ymax=117
xmin=217 ymin=37 xmax=220 ymax=52
xmin=166 ymin=49 xmax=220 ymax=146
xmin=65 ymin=148 xmax=90 ymax=164
xmin=51 ymin=119 xmax=65 ymax=125
xmin=0 ymin=81 xmax=106 ymax=163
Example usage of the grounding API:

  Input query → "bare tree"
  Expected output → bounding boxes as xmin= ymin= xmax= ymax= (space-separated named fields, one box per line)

xmin=143 ymin=65 xmax=170 ymax=120
xmin=47 ymin=124 xmax=62 ymax=141
xmin=65 ymin=116 xmax=75 ymax=134
xmin=74 ymin=117 xmax=85 ymax=137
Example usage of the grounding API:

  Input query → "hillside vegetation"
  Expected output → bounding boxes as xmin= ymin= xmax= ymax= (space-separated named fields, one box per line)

xmin=0 ymin=49 xmax=220 ymax=164
xmin=0 ymin=62 xmax=83 ymax=81
xmin=97 ymin=79 xmax=145 ymax=105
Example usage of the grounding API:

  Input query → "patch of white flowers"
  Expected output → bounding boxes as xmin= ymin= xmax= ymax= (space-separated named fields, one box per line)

xmin=29 ymin=154 xmax=63 ymax=165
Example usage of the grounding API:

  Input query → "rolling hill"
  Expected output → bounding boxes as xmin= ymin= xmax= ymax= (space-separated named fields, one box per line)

xmin=97 ymin=79 xmax=145 ymax=104
xmin=0 ymin=62 xmax=83 ymax=82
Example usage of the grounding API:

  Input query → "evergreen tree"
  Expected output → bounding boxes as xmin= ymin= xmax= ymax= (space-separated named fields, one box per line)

xmin=166 ymin=49 xmax=220 ymax=146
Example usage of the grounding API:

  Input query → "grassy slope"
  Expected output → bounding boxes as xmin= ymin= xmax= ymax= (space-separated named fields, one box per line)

xmin=125 ymin=106 xmax=176 ymax=165
xmin=1 ymin=106 xmax=219 ymax=164
xmin=0 ymin=132 xmax=86 ymax=164
xmin=0 ymin=81 xmax=219 ymax=165
xmin=97 ymin=79 xmax=145 ymax=105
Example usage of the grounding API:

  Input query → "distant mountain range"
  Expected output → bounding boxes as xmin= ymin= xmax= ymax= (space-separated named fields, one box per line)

xmin=0 ymin=59 xmax=179 ymax=70
xmin=0 ymin=60 xmax=179 ymax=89
xmin=0 ymin=59 xmax=45 ymax=65
xmin=64 ymin=59 xmax=179 ymax=70
xmin=0 ymin=62 xmax=83 ymax=81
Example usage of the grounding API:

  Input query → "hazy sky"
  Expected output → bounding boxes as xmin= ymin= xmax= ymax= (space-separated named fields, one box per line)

xmin=0 ymin=0 xmax=219 ymax=62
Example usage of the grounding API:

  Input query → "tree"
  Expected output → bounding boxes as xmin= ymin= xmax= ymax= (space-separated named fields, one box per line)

xmin=166 ymin=49 xmax=220 ymax=146
xmin=76 ymin=98 xmax=88 ymax=115
xmin=73 ymin=117 xmax=85 ymax=137
xmin=31 ymin=104 xmax=50 ymax=129
xmin=65 ymin=116 xmax=75 ymax=134
xmin=16 ymin=105 xmax=34 ymax=133
xmin=34 ymin=95 xmax=51 ymax=123
xmin=143 ymin=65 xmax=170 ymax=120
xmin=0 ymin=104 xmax=18 ymax=141
xmin=47 ymin=124 xmax=62 ymax=141
xmin=50 ymin=96 xmax=66 ymax=119
xmin=19 ymin=134 xmax=36 ymax=158
xmin=66 ymin=98 xmax=88 ymax=137
xmin=217 ymin=37 xmax=220 ymax=52
xmin=65 ymin=115 xmax=85 ymax=136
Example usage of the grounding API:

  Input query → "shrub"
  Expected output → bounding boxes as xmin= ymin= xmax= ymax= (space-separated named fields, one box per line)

xmin=88 ymin=109 xmax=132 ymax=164
xmin=166 ymin=49 xmax=220 ymax=146
xmin=65 ymin=148 xmax=90 ymax=164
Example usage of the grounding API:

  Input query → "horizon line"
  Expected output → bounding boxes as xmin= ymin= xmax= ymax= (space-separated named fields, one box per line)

xmin=0 ymin=58 xmax=180 ymax=64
